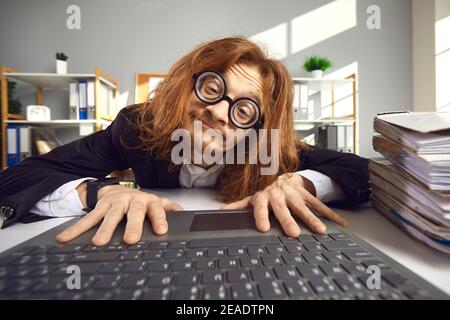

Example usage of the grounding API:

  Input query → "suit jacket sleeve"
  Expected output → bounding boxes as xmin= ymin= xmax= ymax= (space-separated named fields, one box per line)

xmin=0 ymin=107 xmax=136 ymax=228
xmin=298 ymin=147 xmax=371 ymax=205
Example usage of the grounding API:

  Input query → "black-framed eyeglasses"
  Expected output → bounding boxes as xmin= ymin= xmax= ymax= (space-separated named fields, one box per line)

xmin=193 ymin=71 xmax=263 ymax=129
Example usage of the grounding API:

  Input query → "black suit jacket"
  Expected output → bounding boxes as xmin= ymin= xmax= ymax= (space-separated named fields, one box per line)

xmin=0 ymin=106 xmax=371 ymax=228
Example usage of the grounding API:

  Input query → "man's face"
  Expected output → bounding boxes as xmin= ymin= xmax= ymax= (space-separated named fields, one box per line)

xmin=184 ymin=64 xmax=264 ymax=158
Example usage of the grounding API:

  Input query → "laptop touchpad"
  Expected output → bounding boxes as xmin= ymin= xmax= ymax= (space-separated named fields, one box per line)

xmin=189 ymin=212 xmax=277 ymax=232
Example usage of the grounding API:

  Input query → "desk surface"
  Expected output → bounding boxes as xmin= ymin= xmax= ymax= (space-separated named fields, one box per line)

xmin=1 ymin=188 xmax=449 ymax=295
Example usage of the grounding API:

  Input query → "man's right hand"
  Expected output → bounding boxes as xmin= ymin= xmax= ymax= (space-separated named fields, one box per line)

xmin=56 ymin=185 xmax=183 ymax=246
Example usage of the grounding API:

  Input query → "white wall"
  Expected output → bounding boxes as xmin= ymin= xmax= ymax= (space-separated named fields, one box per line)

xmin=0 ymin=0 xmax=414 ymax=157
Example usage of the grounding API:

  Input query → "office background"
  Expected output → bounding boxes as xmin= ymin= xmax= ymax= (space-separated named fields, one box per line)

xmin=0 ymin=0 xmax=448 ymax=157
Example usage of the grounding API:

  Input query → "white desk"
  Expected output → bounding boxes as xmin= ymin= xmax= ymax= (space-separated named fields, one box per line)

xmin=1 ymin=188 xmax=449 ymax=295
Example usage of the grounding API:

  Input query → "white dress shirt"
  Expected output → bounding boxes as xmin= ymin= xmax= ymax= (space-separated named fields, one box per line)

xmin=29 ymin=166 xmax=344 ymax=217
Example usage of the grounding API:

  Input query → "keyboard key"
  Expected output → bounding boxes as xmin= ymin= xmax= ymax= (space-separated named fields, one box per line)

xmin=340 ymin=262 xmax=366 ymax=276
xmin=100 ymin=262 xmax=125 ymax=274
xmin=251 ymin=268 xmax=274 ymax=281
xmin=285 ymin=243 xmax=304 ymax=253
xmin=195 ymin=258 xmax=216 ymax=270
xmin=48 ymin=244 xmax=86 ymax=254
xmin=240 ymin=256 xmax=261 ymax=268
xmin=142 ymin=250 xmax=163 ymax=260
xmin=266 ymin=245 xmax=286 ymax=254
xmin=303 ymin=242 xmax=323 ymax=252
xmin=203 ymin=285 xmax=228 ymax=300
xmin=274 ymin=266 xmax=299 ymax=280
xmin=142 ymin=288 xmax=171 ymax=300
xmin=113 ymin=289 xmax=142 ymax=300
xmin=312 ymin=234 xmax=333 ymax=242
xmin=247 ymin=245 xmax=267 ymax=255
xmin=323 ymin=252 xmax=347 ymax=263
xmin=207 ymin=248 xmax=227 ymax=257
xmin=121 ymin=274 xmax=148 ymax=289
xmin=202 ymin=270 xmax=224 ymax=284
xmin=318 ymin=263 xmax=347 ymax=278
xmin=231 ymin=283 xmax=257 ymax=299
xmin=227 ymin=270 xmax=250 ymax=283
xmin=334 ymin=276 xmax=364 ymax=292
xmin=361 ymin=259 xmax=390 ymax=269
xmin=227 ymin=247 xmax=246 ymax=256
xmin=149 ymin=242 xmax=169 ymax=250
xmin=168 ymin=241 xmax=188 ymax=249
xmin=164 ymin=249 xmax=185 ymax=260
xmin=126 ymin=241 xmax=148 ymax=251
xmin=69 ymin=252 xmax=120 ymax=263
xmin=189 ymin=236 xmax=279 ymax=248
xmin=103 ymin=242 xmax=127 ymax=251
xmin=302 ymin=252 xmax=326 ymax=264
xmin=171 ymin=260 xmax=192 ymax=271
xmin=309 ymin=277 xmax=338 ymax=295
xmin=148 ymin=273 xmax=173 ymax=288
xmin=282 ymin=253 xmax=304 ymax=265
xmin=186 ymin=249 xmax=205 ymax=259
xmin=298 ymin=234 xmax=315 ymax=243
xmin=173 ymin=286 xmax=200 ymax=300
xmin=322 ymin=240 xmax=361 ymax=251
xmin=123 ymin=261 xmax=147 ymax=273
xmin=94 ymin=275 xmax=123 ymax=290
xmin=328 ymin=233 xmax=350 ymax=241
xmin=147 ymin=261 xmax=171 ymax=272
xmin=119 ymin=251 xmax=143 ymax=261
xmin=261 ymin=255 xmax=283 ymax=266
xmin=176 ymin=272 xmax=199 ymax=286
xmin=296 ymin=265 xmax=322 ymax=278
xmin=278 ymin=236 xmax=300 ymax=244
xmin=378 ymin=291 xmax=404 ymax=300
xmin=218 ymin=257 xmax=239 ymax=269
xmin=258 ymin=281 xmax=285 ymax=299
xmin=342 ymin=250 xmax=373 ymax=261
xmin=284 ymin=279 xmax=312 ymax=298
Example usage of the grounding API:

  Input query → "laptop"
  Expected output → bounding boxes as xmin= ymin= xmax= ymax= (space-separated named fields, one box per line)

xmin=0 ymin=209 xmax=448 ymax=300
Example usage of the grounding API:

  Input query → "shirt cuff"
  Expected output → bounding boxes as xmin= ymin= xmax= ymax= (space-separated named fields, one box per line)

xmin=296 ymin=170 xmax=345 ymax=203
xmin=29 ymin=177 xmax=96 ymax=217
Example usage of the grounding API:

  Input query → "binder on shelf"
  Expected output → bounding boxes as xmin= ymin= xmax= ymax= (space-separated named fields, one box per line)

xmin=78 ymin=80 xmax=88 ymax=120
xmin=6 ymin=125 xmax=20 ymax=167
xmin=19 ymin=126 xmax=32 ymax=160
xmin=87 ymin=80 xmax=95 ymax=119
xmin=69 ymin=81 xmax=79 ymax=120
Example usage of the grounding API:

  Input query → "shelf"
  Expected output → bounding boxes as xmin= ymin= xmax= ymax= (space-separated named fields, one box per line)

xmin=5 ymin=119 xmax=97 ymax=127
xmin=292 ymin=78 xmax=354 ymax=91
xmin=3 ymin=72 xmax=116 ymax=89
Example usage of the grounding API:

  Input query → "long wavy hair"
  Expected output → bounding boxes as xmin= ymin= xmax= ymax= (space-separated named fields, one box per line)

xmin=132 ymin=37 xmax=306 ymax=202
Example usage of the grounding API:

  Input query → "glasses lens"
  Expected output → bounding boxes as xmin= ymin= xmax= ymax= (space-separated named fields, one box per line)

xmin=196 ymin=72 xmax=225 ymax=103
xmin=231 ymin=99 xmax=260 ymax=129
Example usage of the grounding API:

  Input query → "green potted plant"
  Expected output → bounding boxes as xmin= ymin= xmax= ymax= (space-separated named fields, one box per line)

xmin=302 ymin=55 xmax=333 ymax=78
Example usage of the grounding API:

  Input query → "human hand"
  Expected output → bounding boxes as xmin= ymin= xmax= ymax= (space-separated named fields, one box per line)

xmin=221 ymin=173 xmax=347 ymax=237
xmin=56 ymin=185 xmax=183 ymax=245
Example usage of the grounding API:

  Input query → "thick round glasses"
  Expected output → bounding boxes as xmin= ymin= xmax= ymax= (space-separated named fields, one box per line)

xmin=193 ymin=71 xmax=262 ymax=129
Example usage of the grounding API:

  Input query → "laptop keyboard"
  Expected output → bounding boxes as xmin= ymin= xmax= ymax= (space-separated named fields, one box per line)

xmin=0 ymin=233 xmax=437 ymax=300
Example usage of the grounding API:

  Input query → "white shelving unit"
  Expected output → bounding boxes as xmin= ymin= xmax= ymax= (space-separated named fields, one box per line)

xmin=292 ymin=74 xmax=358 ymax=154
xmin=0 ymin=66 xmax=120 ymax=169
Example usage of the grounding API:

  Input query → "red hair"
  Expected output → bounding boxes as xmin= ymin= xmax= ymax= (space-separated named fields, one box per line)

xmin=132 ymin=37 xmax=306 ymax=202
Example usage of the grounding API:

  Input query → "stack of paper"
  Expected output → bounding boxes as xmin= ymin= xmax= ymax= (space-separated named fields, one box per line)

xmin=370 ymin=112 xmax=450 ymax=254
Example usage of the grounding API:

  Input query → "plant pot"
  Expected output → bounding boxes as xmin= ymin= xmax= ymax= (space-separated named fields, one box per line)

xmin=56 ymin=60 xmax=67 ymax=74
xmin=310 ymin=70 xmax=323 ymax=79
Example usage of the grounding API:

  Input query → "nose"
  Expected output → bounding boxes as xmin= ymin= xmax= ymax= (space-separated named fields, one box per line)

xmin=205 ymin=100 xmax=229 ymax=126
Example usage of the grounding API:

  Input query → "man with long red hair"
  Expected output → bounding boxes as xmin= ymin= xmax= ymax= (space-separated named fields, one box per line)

xmin=0 ymin=37 xmax=370 ymax=245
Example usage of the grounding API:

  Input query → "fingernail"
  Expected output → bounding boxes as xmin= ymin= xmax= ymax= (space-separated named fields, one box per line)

xmin=288 ymin=224 xmax=300 ymax=236
xmin=156 ymin=224 xmax=167 ymax=234
xmin=316 ymin=223 xmax=326 ymax=234
xmin=259 ymin=221 xmax=269 ymax=231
